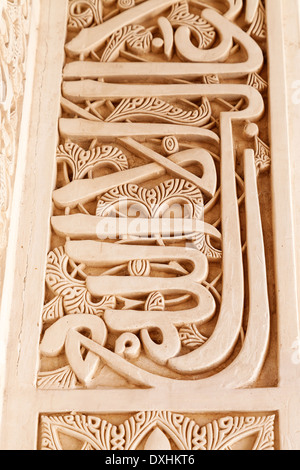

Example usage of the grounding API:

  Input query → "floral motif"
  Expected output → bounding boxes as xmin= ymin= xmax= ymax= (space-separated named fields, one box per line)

xmin=101 ymin=25 xmax=152 ymax=62
xmin=39 ymin=411 xmax=276 ymax=450
xmin=254 ymin=136 xmax=271 ymax=174
xmin=192 ymin=233 xmax=222 ymax=260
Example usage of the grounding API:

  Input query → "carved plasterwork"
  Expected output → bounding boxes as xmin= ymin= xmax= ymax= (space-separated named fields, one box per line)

xmin=1 ymin=0 xmax=298 ymax=451
xmin=39 ymin=411 xmax=276 ymax=450
xmin=38 ymin=0 xmax=273 ymax=393
xmin=0 ymin=0 xmax=31 ymax=266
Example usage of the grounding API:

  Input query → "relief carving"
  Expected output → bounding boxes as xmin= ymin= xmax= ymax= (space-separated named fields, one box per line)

xmin=38 ymin=0 xmax=273 ymax=394
xmin=39 ymin=411 xmax=276 ymax=450
xmin=0 ymin=0 xmax=31 ymax=270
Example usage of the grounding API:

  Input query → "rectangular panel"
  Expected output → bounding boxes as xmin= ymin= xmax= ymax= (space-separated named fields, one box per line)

xmin=0 ymin=0 xmax=299 ymax=451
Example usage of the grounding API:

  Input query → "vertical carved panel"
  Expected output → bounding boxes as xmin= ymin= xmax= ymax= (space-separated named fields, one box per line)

xmin=0 ymin=0 xmax=288 ymax=451
xmin=38 ymin=0 xmax=273 ymax=394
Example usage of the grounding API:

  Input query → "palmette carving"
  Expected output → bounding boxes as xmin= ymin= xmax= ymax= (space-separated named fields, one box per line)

xmin=178 ymin=323 xmax=207 ymax=349
xmin=144 ymin=292 xmax=165 ymax=311
xmin=248 ymin=0 xmax=266 ymax=41
xmin=192 ymin=233 xmax=222 ymax=260
xmin=68 ymin=0 xmax=103 ymax=30
xmin=167 ymin=1 xmax=216 ymax=49
xmin=118 ymin=0 xmax=136 ymax=11
xmin=128 ymin=259 xmax=151 ymax=277
xmin=39 ymin=411 xmax=276 ymax=450
xmin=0 ymin=0 xmax=30 ymax=263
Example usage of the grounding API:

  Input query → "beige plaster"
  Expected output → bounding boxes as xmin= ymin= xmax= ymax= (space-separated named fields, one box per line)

xmin=0 ymin=0 xmax=299 ymax=450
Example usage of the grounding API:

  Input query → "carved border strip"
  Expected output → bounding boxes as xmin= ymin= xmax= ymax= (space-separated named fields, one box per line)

xmin=0 ymin=0 xmax=298 ymax=450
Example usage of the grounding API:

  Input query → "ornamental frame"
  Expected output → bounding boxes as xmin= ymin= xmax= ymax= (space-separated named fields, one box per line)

xmin=0 ymin=0 xmax=299 ymax=450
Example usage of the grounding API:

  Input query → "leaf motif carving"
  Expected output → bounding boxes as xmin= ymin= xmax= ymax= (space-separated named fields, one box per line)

xmin=145 ymin=292 xmax=165 ymax=311
xmin=248 ymin=0 xmax=266 ymax=40
xmin=68 ymin=0 xmax=103 ymax=31
xmin=254 ymin=136 xmax=271 ymax=174
xmin=56 ymin=142 xmax=128 ymax=181
xmin=37 ymin=366 xmax=78 ymax=390
xmin=101 ymin=25 xmax=152 ymax=62
xmin=44 ymin=247 xmax=116 ymax=319
xmin=42 ymin=295 xmax=64 ymax=324
xmin=179 ymin=324 xmax=207 ymax=349
xmin=202 ymin=74 xmax=219 ymax=85
xmin=204 ymin=415 xmax=275 ymax=450
xmin=128 ymin=259 xmax=151 ymax=277
xmin=105 ymin=96 xmax=211 ymax=127
xmin=168 ymin=1 xmax=216 ymax=49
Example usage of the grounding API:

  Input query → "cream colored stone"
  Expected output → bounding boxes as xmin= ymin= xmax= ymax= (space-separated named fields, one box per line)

xmin=0 ymin=0 xmax=299 ymax=451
